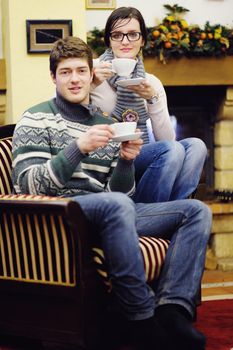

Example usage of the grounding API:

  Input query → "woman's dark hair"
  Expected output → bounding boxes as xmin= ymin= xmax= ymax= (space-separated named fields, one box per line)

xmin=104 ymin=7 xmax=147 ymax=47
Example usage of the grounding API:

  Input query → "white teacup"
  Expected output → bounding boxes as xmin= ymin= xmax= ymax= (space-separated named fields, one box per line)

xmin=111 ymin=58 xmax=137 ymax=77
xmin=112 ymin=122 xmax=137 ymax=136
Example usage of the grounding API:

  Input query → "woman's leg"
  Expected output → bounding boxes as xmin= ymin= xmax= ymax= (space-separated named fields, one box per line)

xmin=169 ymin=138 xmax=207 ymax=200
xmin=133 ymin=141 xmax=185 ymax=203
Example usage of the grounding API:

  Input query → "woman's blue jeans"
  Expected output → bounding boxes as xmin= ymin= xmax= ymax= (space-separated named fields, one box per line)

xmin=133 ymin=138 xmax=207 ymax=203
xmin=72 ymin=192 xmax=212 ymax=321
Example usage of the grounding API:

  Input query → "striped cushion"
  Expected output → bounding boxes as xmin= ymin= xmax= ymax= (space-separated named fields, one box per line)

xmin=0 ymin=137 xmax=13 ymax=194
xmin=0 ymin=193 xmax=67 ymax=201
xmin=93 ymin=237 xmax=169 ymax=291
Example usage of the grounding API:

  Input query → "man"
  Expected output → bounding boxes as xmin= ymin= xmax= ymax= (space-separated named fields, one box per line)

xmin=12 ymin=36 xmax=211 ymax=350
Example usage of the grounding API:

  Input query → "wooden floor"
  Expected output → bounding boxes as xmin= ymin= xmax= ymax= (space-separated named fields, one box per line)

xmin=202 ymin=269 xmax=233 ymax=300
xmin=0 ymin=269 xmax=232 ymax=350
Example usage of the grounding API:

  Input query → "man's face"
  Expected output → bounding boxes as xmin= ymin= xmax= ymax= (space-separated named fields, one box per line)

xmin=51 ymin=57 xmax=93 ymax=104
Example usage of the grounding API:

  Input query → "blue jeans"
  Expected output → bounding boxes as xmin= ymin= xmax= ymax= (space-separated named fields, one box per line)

xmin=72 ymin=192 xmax=211 ymax=321
xmin=133 ymin=138 xmax=207 ymax=203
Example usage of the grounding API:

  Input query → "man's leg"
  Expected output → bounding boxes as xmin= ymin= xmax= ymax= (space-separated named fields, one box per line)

xmin=133 ymin=141 xmax=185 ymax=203
xmin=72 ymin=192 xmax=154 ymax=320
xmin=72 ymin=192 xmax=170 ymax=349
xmin=135 ymin=198 xmax=212 ymax=349
xmin=170 ymin=138 xmax=207 ymax=200
xmin=135 ymin=198 xmax=211 ymax=316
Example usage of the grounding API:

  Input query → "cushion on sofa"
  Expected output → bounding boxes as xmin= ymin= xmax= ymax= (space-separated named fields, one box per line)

xmin=92 ymin=237 xmax=169 ymax=290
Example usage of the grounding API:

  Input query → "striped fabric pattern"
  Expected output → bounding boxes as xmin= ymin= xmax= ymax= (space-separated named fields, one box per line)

xmin=0 ymin=207 xmax=76 ymax=286
xmin=0 ymin=135 xmax=170 ymax=289
xmin=0 ymin=137 xmax=76 ymax=286
xmin=0 ymin=137 xmax=13 ymax=195
xmin=0 ymin=193 xmax=67 ymax=201
xmin=93 ymin=237 xmax=169 ymax=291
xmin=99 ymin=49 xmax=150 ymax=143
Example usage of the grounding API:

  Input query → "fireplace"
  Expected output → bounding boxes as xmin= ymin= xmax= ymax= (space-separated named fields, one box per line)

xmin=144 ymin=57 xmax=233 ymax=198
xmin=165 ymin=85 xmax=227 ymax=189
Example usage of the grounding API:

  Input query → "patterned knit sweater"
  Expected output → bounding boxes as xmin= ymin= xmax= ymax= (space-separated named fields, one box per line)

xmin=12 ymin=95 xmax=135 ymax=197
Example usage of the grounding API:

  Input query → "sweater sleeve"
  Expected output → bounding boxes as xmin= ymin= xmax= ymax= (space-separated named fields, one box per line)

xmin=146 ymin=74 xmax=176 ymax=141
xmin=107 ymin=157 xmax=135 ymax=196
xmin=12 ymin=114 xmax=85 ymax=196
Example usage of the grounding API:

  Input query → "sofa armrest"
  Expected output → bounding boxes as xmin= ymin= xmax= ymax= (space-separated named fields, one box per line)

xmin=0 ymin=196 xmax=94 ymax=293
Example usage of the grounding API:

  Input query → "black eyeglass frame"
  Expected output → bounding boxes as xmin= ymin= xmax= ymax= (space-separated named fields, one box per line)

xmin=110 ymin=32 xmax=142 ymax=42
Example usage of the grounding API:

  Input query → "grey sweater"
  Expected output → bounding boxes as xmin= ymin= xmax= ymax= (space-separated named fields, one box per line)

xmin=12 ymin=94 xmax=135 ymax=197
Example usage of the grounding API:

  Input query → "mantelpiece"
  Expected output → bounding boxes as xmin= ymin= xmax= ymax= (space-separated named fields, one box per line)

xmin=144 ymin=56 xmax=233 ymax=87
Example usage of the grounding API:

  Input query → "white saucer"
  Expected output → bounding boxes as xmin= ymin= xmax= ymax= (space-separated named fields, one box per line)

xmin=116 ymin=78 xmax=145 ymax=87
xmin=111 ymin=132 xmax=143 ymax=142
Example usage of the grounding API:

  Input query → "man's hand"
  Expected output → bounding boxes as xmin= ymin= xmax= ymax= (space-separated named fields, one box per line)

xmin=77 ymin=124 xmax=114 ymax=154
xmin=120 ymin=131 xmax=143 ymax=161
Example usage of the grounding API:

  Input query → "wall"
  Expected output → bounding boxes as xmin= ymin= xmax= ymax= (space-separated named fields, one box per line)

xmin=86 ymin=0 xmax=233 ymax=30
xmin=1 ymin=0 xmax=86 ymax=124
xmin=1 ymin=0 xmax=233 ymax=58
xmin=0 ymin=0 xmax=232 ymax=123
xmin=0 ymin=0 xmax=2 ymax=57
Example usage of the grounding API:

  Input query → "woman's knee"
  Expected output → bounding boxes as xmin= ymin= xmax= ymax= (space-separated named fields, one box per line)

xmin=150 ymin=140 xmax=185 ymax=163
xmin=181 ymin=138 xmax=207 ymax=158
xmin=165 ymin=141 xmax=186 ymax=166
xmin=187 ymin=199 xmax=212 ymax=233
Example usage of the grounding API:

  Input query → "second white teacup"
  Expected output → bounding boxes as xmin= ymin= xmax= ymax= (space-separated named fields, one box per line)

xmin=112 ymin=122 xmax=137 ymax=136
xmin=111 ymin=58 xmax=137 ymax=77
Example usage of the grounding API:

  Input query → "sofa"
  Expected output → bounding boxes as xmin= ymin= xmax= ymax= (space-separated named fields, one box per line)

xmin=0 ymin=124 xmax=170 ymax=349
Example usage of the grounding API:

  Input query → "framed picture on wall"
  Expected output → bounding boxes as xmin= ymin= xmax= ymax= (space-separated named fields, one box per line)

xmin=26 ymin=20 xmax=72 ymax=53
xmin=86 ymin=0 xmax=116 ymax=10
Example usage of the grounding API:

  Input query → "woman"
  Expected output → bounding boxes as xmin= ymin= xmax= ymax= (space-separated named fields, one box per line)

xmin=91 ymin=6 xmax=207 ymax=203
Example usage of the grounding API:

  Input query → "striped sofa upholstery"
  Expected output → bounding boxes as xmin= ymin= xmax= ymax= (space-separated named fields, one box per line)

xmin=0 ymin=127 xmax=169 ymax=288
xmin=0 ymin=194 xmax=77 ymax=286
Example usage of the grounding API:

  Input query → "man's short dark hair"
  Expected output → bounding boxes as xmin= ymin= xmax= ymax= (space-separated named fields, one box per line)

xmin=50 ymin=36 xmax=93 ymax=76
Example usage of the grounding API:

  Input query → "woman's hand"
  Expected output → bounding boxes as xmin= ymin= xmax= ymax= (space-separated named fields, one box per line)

xmin=92 ymin=61 xmax=114 ymax=89
xmin=126 ymin=80 xmax=157 ymax=101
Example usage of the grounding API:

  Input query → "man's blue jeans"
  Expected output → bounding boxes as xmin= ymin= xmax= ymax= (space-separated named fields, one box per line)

xmin=133 ymin=138 xmax=207 ymax=203
xmin=72 ymin=192 xmax=212 ymax=321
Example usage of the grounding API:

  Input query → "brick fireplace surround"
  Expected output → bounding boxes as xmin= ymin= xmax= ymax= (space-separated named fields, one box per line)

xmin=1 ymin=57 xmax=233 ymax=271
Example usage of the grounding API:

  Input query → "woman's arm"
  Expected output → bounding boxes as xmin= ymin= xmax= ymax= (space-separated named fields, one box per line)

xmin=147 ymin=75 xmax=176 ymax=140
xmin=127 ymin=74 xmax=176 ymax=141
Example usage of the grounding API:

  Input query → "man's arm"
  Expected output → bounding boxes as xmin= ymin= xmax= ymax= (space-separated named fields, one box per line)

xmin=12 ymin=114 xmax=86 ymax=196
xmin=12 ymin=113 xmax=142 ymax=197
xmin=108 ymin=137 xmax=143 ymax=196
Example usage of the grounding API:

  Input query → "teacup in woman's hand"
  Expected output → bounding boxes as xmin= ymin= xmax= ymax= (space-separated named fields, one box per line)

xmin=111 ymin=58 xmax=137 ymax=77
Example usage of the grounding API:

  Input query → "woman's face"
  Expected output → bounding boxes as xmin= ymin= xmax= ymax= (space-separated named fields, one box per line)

xmin=109 ymin=18 xmax=144 ymax=59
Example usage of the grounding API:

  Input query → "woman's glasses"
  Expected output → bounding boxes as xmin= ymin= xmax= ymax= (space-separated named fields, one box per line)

xmin=110 ymin=32 xmax=142 ymax=42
